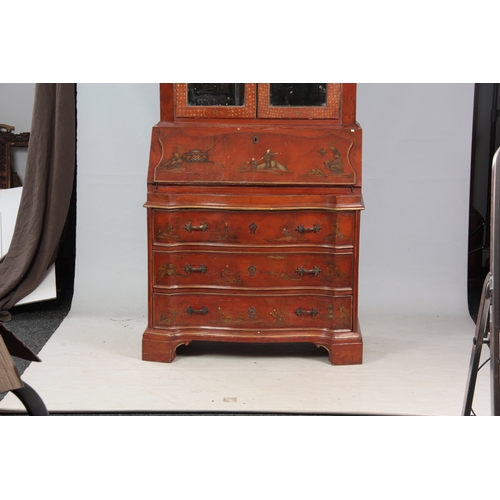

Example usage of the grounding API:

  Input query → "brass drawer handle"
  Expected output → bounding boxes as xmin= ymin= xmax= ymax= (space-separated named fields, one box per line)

xmin=295 ymin=307 xmax=319 ymax=317
xmin=296 ymin=266 xmax=321 ymax=277
xmin=184 ymin=222 xmax=209 ymax=232
xmin=184 ymin=264 xmax=208 ymax=274
xmin=296 ymin=224 xmax=321 ymax=234
xmin=186 ymin=306 xmax=209 ymax=316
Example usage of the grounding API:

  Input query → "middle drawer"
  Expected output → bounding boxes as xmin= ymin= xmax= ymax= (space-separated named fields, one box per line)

xmin=152 ymin=248 xmax=353 ymax=290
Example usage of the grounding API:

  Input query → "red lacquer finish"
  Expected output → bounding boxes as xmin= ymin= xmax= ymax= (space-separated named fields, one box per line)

xmin=143 ymin=83 xmax=363 ymax=364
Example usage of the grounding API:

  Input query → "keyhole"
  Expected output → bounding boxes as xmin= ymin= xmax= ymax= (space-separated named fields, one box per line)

xmin=252 ymin=135 xmax=259 ymax=143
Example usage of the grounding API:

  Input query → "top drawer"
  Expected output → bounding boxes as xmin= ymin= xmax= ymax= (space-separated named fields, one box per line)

xmin=148 ymin=125 xmax=361 ymax=187
xmin=152 ymin=209 xmax=356 ymax=248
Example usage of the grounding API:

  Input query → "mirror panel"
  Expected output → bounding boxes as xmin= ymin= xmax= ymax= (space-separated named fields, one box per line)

xmin=175 ymin=84 xmax=256 ymax=118
xmin=187 ymin=84 xmax=245 ymax=107
xmin=258 ymin=83 xmax=341 ymax=119
xmin=269 ymin=84 xmax=327 ymax=107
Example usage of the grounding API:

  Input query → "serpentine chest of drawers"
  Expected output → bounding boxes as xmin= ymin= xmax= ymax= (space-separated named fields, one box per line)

xmin=142 ymin=83 xmax=363 ymax=364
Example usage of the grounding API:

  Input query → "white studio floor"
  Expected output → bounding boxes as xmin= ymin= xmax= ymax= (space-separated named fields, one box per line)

xmin=0 ymin=311 xmax=491 ymax=416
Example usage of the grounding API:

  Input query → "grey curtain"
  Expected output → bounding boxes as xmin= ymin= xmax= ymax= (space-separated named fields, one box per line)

xmin=0 ymin=84 xmax=76 ymax=321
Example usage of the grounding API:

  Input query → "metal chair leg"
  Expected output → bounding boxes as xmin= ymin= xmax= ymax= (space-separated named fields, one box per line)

xmin=463 ymin=273 xmax=492 ymax=416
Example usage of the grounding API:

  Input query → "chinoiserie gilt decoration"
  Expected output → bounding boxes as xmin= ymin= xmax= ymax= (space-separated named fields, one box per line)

xmin=143 ymin=83 xmax=363 ymax=364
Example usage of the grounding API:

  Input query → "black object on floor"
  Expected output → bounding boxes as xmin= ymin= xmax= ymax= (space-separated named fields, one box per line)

xmin=11 ymin=381 xmax=50 ymax=415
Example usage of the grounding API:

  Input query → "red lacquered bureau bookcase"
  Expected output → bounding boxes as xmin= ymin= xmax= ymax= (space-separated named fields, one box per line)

xmin=142 ymin=83 xmax=363 ymax=364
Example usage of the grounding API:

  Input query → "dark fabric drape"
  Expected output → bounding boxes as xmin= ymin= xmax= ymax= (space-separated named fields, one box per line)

xmin=0 ymin=84 xmax=76 ymax=321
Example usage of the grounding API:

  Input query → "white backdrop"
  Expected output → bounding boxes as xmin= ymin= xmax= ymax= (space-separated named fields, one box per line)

xmin=72 ymin=84 xmax=158 ymax=318
xmin=72 ymin=83 xmax=475 ymax=320
xmin=357 ymin=83 xmax=474 ymax=316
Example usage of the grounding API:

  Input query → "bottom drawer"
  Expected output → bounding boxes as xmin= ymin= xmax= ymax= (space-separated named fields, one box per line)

xmin=153 ymin=292 xmax=352 ymax=331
